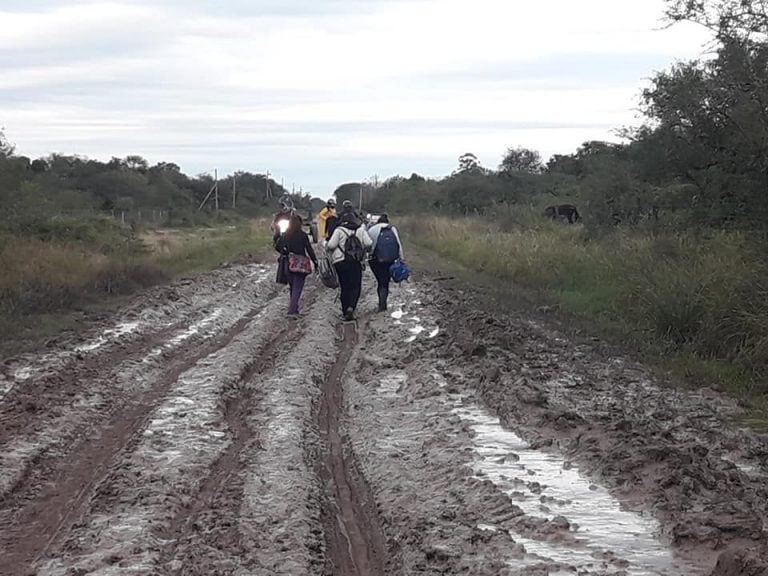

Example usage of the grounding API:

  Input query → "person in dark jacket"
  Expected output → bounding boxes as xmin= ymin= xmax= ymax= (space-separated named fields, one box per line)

xmin=367 ymin=214 xmax=404 ymax=312
xmin=275 ymin=214 xmax=318 ymax=318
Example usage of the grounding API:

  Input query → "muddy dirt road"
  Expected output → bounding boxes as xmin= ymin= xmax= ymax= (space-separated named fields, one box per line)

xmin=1 ymin=256 xmax=767 ymax=575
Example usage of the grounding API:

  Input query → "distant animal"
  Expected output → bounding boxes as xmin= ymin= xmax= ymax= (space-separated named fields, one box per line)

xmin=545 ymin=204 xmax=580 ymax=223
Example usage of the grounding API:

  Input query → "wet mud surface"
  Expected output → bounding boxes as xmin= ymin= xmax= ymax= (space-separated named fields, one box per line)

xmin=1 ymin=254 xmax=766 ymax=575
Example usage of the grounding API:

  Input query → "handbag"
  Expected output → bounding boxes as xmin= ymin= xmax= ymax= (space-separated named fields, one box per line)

xmin=288 ymin=253 xmax=312 ymax=275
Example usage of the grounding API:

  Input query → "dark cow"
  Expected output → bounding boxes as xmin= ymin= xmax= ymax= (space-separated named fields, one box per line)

xmin=545 ymin=204 xmax=580 ymax=223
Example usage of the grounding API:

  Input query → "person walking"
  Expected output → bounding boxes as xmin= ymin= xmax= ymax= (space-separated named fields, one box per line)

xmin=367 ymin=214 xmax=405 ymax=312
xmin=275 ymin=214 xmax=318 ymax=318
xmin=339 ymin=199 xmax=362 ymax=224
xmin=270 ymin=196 xmax=294 ymax=244
xmin=317 ymin=198 xmax=336 ymax=243
xmin=326 ymin=211 xmax=373 ymax=321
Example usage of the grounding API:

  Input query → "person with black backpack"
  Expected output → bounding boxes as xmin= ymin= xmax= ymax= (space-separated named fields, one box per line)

xmin=367 ymin=214 xmax=405 ymax=312
xmin=326 ymin=211 xmax=373 ymax=321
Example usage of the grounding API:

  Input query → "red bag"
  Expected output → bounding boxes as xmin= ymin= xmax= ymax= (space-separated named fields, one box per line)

xmin=288 ymin=253 xmax=312 ymax=274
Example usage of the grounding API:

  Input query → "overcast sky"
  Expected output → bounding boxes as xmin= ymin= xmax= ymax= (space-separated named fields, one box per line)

xmin=1 ymin=0 xmax=710 ymax=196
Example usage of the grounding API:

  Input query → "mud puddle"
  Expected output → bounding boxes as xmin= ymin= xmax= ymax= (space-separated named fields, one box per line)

xmin=454 ymin=401 xmax=703 ymax=575
xmin=74 ymin=320 xmax=143 ymax=352
xmin=1 ymin=263 xmax=273 ymax=397
xmin=389 ymin=287 xmax=440 ymax=344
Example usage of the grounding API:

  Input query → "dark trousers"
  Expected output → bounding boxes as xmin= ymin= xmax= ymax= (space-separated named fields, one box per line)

xmin=370 ymin=260 xmax=391 ymax=310
xmin=334 ymin=260 xmax=363 ymax=314
xmin=287 ymin=271 xmax=307 ymax=314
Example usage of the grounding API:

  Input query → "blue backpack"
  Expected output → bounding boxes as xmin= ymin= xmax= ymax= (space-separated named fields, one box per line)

xmin=375 ymin=226 xmax=400 ymax=264
xmin=389 ymin=260 xmax=410 ymax=283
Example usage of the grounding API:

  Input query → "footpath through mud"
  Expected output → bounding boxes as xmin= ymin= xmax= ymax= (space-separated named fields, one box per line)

xmin=1 ymin=253 xmax=766 ymax=575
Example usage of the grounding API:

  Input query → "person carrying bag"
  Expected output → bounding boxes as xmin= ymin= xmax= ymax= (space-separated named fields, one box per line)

xmin=326 ymin=211 xmax=373 ymax=321
xmin=275 ymin=214 xmax=318 ymax=318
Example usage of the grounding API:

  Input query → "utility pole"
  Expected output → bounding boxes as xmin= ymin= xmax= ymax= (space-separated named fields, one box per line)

xmin=265 ymin=170 xmax=271 ymax=201
xmin=232 ymin=173 xmax=237 ymax=209
xmin=197 ymin=174 xmax=218 ymax=212
xmin=359 ymin=182 xmax=363 ymax=212
xmin=214 ymin=168 xmax=219 ymax=211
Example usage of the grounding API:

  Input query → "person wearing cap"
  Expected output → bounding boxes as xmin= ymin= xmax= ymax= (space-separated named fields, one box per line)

xmin=317 ymin=198 xmax=336 ymax=243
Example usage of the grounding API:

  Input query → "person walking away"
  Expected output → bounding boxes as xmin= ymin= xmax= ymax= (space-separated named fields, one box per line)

xmin=325 ymin=211 xmax=340 ymax=241
xmin=367 ymin=214 xmax=404 ymax=312
xmin=326 ymin=212 xmax=373 ymax=321
xmin=275 ymin=214 xmax=318 ymax=318
xmin=271 ymin=197 xmax=294 ymax=245
xmin=317 ymin=198 xmax=336 ymax=243
xmin=339 ymin=199 xmax=363 ymax=225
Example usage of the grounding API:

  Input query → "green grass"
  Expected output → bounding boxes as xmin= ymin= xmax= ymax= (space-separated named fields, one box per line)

xmin=402 ymin=215 xmax=768 ymax=411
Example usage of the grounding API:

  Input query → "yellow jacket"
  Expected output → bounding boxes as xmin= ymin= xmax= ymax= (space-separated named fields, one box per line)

xmin=317 ymin=207 xmax=336 ymax=239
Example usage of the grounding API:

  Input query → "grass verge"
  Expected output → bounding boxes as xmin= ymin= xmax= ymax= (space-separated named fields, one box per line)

xmin=0 ymin=219 xmax=271 ymax=356
xmin=401 ymin=216 xmax=768 ymax=425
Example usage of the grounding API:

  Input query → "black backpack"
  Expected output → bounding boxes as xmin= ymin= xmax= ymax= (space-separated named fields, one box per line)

xmin=342 ymin=229 xmax=366 ymax=262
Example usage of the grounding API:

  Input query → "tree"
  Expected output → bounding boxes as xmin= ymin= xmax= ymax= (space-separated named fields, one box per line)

xmin=639 ymin=2 xmax=768 ymax=229
xmin=499 ymin=146 xmax=543 ymax=174
xmin=0 ymin=130 xmax=14 ymax=158
xmin=122 ymin=155 xmax=149 ymax=173
xmin=333 ymin=182 xmax=362 ymax=207
xmin=665 ymin=0 xmax=768 ymax=42
xmin=454 ymin=152 xmax=481 ymax=174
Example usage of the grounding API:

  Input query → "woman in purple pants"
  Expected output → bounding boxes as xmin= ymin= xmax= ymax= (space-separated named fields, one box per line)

xmin=275 ymin=214 xmax=318 ymax=318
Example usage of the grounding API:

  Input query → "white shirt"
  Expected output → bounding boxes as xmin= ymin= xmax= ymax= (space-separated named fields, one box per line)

xmin=326 ymin=224 xmax=374 ymax=264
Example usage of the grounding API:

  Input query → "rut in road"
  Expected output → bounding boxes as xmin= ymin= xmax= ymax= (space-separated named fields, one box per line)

xmin=159 ymin=289 xmax=321 ymax=574
xmin=0 ymin=305 xmax=264 ymax=576
xmin=318 ymin=321 xmax=387 ymax=576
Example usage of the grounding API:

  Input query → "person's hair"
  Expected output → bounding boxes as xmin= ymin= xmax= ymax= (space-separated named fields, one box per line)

xmin=340 ymin=211 xmax=357 ymax=225
xmin=287 ymin=213 xmax=303 ymax=235
xmin=378 ymin=214 xmax=389 ymax=224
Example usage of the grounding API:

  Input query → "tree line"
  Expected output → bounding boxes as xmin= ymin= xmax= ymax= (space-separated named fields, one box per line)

xmin=0 ymin=134 xmax=319 ymax=237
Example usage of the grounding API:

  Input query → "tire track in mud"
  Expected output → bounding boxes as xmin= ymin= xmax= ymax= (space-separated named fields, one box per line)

xmin=0 ymin=268 xmax=279 ymax=505
xmin=318 ymin=321 xmax=387 ymax=576
xmin=159 ymin=289 xmax=322 ymax=575
xmin=0 ymin=263 xmax=275 ymax=446
xmin=0 ymin=304 xmax=267 ymax=576
xmin=0 ymin=320 xmax=182 ymax=443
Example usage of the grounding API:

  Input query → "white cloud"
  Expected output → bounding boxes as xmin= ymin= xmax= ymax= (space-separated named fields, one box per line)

xmin=0 ymin=3 xmax=164 ymax=50
xmin=0 ymin=0 xmax=712 ymax=191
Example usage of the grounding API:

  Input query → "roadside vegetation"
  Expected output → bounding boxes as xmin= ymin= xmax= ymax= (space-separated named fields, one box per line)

xmin=404 ymin=217 xmax=767 ymax=400
xmin=0 ymin=217 xmax=271 ymax=353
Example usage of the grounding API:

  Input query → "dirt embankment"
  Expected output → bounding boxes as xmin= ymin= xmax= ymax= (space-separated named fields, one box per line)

xmin=1 ymin=253 xmax=766 ymax=576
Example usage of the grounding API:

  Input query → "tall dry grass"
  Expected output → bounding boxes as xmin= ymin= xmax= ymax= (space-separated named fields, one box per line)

xmin=0 ymin=221 xmax=271 ymax=320
xmin=404 ymin=216 xmax=768 ymax=390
